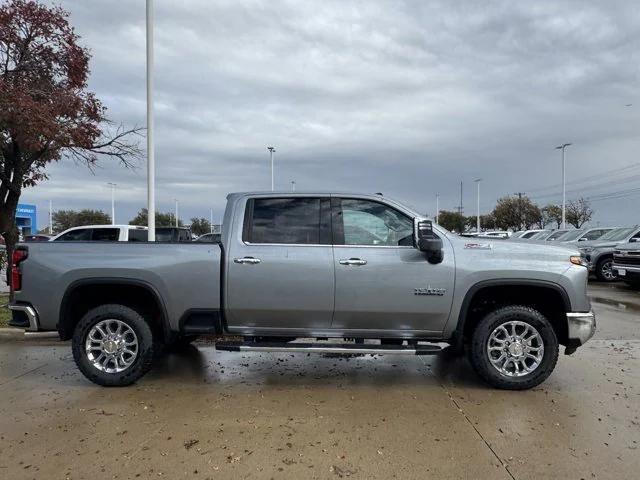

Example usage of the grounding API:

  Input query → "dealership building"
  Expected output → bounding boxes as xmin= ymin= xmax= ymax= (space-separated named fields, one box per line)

xmin=16 ymin=203 xmax=37 ymax=236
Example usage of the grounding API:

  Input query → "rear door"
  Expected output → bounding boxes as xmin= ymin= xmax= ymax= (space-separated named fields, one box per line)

xmin=225 ymin=196 xmax=334 ymax=331
xmin=331 ymin=197 xmax=455 ymax=333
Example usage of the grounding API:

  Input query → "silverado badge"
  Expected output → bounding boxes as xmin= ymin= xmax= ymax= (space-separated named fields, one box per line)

xmin=414 ymin=286 xmax=446 ymax=296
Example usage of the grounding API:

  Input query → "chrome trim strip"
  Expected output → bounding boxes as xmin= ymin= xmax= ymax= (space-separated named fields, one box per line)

xmin=8 ymin=304 xmax=39 ymax=332
xmin=612 ymin=264 xmax=640 ymax=273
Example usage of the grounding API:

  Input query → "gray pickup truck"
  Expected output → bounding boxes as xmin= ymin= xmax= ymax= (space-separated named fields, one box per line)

xmin=9 ymin=192 xmax=595 ymax=390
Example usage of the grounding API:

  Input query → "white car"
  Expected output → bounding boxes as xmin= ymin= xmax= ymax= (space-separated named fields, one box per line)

xmin=51 ymin=225 xmax=148 ymax=242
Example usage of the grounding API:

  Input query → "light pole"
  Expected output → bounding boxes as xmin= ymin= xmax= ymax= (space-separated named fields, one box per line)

xmin=291 ymin=180 xmax=296 ymax=192
xmin=435 ymin=194 xmax=439 ymax=224
xmin=107 ymin=182 xmax=116 ymax=224
xmin=210 ymin=208 xmax=213 ymax=234
xmin=267 ymin=146 xmax=276 ymax=191
xmin=174 ymin=199 xmax=179 ymax=227
xmin=555 ymin=143 xmax=572 ymax=229
xmin=474 ymin=178 xmax=482 ymax=233
xmin=49 ymin=200 xmax=53 ymax=234
xmin=146 ymin=0 xmax=156 ymax=241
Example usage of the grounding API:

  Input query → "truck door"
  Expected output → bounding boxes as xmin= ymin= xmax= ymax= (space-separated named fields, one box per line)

xmin=225 ymin=196 xmax=335 ymax=331
xmin=331 ymin=197 xmax=455 ymax=334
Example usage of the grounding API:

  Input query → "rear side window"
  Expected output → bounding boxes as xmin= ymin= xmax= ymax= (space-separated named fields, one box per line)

xmin=55 ymin=228 xmax=92 ymax=241
xmin=91 ymin=228 xmax=119 ymax=241
xmin=245 ymin=198 xmax=322 ymax=244
xmin=128 ymin=229 xmax=148 ymax=242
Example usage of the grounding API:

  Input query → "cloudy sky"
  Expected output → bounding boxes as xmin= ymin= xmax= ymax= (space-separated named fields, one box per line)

xmin=24 ymin=0 xmax=640 ymax=229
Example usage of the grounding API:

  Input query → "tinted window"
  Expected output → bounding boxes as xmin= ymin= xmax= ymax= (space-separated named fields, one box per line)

xmin=338 ymin=199 xmax=413 ymax=246
xmin=56 ymin=228 xmax=92 ymax=241
xmin=582 ymin=229 xmax=605 ymax=241
xmin=547 ymin=230 xmax=570 ymax=241
xmin=128 ymin=229 xmax=148 ymax=242
xmin=92 ymin=228 xmax=119 ymax=241
xmin=521 ymin=231 xmax=540 ymax=239
xmin=247 ymin=198 xmax=321 ymax=244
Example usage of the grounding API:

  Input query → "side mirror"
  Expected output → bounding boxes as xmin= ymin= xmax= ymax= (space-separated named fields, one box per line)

xmin=630 ymin=238 xmax=639 ymax=243
xmin=415 ymin=219 xmax=444 ymax=264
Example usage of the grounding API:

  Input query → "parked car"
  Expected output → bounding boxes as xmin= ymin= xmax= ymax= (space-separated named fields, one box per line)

xmin=510 ymin=229 xmax=547 ymax=240
xmin=51 ymin=225 xmax=148 ymax=242
xmin=477 ymin=231 xmax=511 ymax=239
xmin=558 ymin=227 xmax=614 ymax=244
xmin=527 ymin=230 xmax=553 ymax=241
xmin=194 ymin=233 xmax=221 ymax=243
xmin=543 ymin=229 xmax=573 ymax=241
xmin=577 ymin=226 xmax=640 ymax=281
xmin=612 ymin=243 xmax=640 ymax=289
xmin=23 ymin=234 xmax=52 ymax=242
xmin=8 ymin=192 xmax=595 ymax=390
xmin=155 ymin=227 xmax=192 ymax=242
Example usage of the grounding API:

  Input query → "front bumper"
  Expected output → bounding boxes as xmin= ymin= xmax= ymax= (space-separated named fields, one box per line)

xmin=8 ymin=303 xmax=40 ymax=332
xmin=612 ymin=263 xmax=640 ymax=280
xmin=567 ymin=311 xmax=596 ymax=346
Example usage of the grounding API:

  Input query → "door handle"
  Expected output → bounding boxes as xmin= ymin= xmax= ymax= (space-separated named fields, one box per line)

xmin=234 ymin=257 xmax=261 ymax=265
xmin=339 ymin=258 xmax=367 ymax=266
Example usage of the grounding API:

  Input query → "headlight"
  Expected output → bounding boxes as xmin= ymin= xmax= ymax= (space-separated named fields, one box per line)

xmin=570 ymin=256 xmax=588 ymax=267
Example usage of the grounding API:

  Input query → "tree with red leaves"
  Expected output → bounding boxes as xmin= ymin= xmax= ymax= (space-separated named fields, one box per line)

xmin=0 ymin=0 xmax=142 ymax=288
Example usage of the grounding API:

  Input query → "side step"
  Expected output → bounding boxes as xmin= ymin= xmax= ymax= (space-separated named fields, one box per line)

xmin=215 ymin=341 xmax=442 ymax=356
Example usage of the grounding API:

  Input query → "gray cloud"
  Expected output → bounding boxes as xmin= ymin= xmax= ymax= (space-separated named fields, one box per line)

xmin=24 ymin=0 xmax=640 ymax=229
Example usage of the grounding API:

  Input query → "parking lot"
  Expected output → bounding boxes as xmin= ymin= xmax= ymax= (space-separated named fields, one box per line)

xmin=0 ymin=282 xmax=637 ymax=480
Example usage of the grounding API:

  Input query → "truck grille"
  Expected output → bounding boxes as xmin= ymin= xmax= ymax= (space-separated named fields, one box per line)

xmin=613 ymin=255 xmax=640 ymax=267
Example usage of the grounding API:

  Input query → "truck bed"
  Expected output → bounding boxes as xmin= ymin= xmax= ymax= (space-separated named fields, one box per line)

xmin=13 ymin=242 xmax=222 ymax=333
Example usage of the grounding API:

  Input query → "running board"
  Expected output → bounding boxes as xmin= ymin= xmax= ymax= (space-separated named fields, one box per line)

xmin=215 ymin=341 xmax=442 ymax=355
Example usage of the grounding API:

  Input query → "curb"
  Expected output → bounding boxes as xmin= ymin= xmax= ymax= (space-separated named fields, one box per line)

xmin=0 ymin=327 xmax=28 ymax=339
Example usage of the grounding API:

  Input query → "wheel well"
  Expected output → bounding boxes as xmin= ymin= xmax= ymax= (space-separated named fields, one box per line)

xmin=460 ymin=284 xmax=569 ymax=347
xmin=58 ymin=282 xmax=167 ymax=341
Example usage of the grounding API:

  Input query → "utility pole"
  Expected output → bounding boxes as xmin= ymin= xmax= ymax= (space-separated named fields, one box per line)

xmin=555 ymin=143 xmax=572 ymax=229
xmin=146 ymin=0 xmax=156 ymax=241
xmin=107 ymin=183 xmax=116 ymax=225
xmin=514 ymin=192 xmax=526 ymax=230
xmin=474 ymin=179 xmax=482 ymax=232
xmin=174 ymin=199 xmax=179 ymax=227
xmin=435 ymin=194 xmax=439 ymax=224
xmin=49 ymin=200 xmax=53 ymax=234
xmin=267 ymin=146 xmax=276 ymax=191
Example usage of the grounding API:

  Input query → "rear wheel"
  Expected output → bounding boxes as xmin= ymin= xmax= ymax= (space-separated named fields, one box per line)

xmin=72 ymin=304 xmax=156 ymax=387
xmin=595 ymin=257 xmax=617 ymax=282
xmin=468 ymin=305 xmax=559 ymax=390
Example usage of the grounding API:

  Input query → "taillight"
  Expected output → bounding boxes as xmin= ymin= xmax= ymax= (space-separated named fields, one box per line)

xmin=11 ymin=248 xmax=28 ymax=291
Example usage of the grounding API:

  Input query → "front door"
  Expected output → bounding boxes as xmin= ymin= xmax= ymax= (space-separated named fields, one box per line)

xmin=225 ymin=196 xmax=335 ymax=332
xmin=331 ymin=197 xmax=455 ymax=334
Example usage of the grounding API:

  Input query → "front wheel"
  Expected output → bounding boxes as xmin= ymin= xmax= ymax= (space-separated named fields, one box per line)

xmin=468 ymin=305 xmax=559 ymax=390
xmin=72 ymin=304 xmax=156 ymax=387
xmin=595 ymin=257 xmax=617 ymax=282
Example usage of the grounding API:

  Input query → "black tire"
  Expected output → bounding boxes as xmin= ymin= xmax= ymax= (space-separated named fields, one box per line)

xmin=72 ymin=304 xmax=156 ymax=387
xmin=595 ymin=256 xmax=617 ymax=282
xmin=468 ymin=305 xmax=559 ymax=390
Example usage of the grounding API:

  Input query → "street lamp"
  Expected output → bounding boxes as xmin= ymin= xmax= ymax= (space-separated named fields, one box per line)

xmin=146 ymin=0 xmax=156 ymax=241
xmin=174 ymin=199 xmax=179 ymax=227
xmin=210 ymin=208 xmax=213 ymax=234
xmin=474 ymin=178 xmax=482 ymax=233
xmin=107 ymin=183 xmax=116 ymax=225
xmin=435 ymin=194 xmax=439 ymax=224
xmin=291 ymin=180 xmax=296 ymax=192
xmin=267 ymin=146 xmax=276 ymax=191
xmin=555 ymin=143 xmax=572 ymax=229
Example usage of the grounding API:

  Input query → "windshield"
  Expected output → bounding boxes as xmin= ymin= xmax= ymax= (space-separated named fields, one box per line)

xmin=598 ymin=227 xmax=636 ymax=242
xmin=557 ymin=229 xmax=584 ymax=241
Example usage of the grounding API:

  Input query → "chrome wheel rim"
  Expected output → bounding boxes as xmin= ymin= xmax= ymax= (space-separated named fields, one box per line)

xmin=85 ymin=319 xmax=139 ymax=373
xmin=601 ymin=260 xmax=616 ymax=280
xmin=487 ymin=321 xmax=544 ymax=377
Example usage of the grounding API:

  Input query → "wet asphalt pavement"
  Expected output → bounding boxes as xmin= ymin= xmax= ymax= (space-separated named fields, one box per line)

xmin=0 ymin=283 xmax=638 ymax=479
